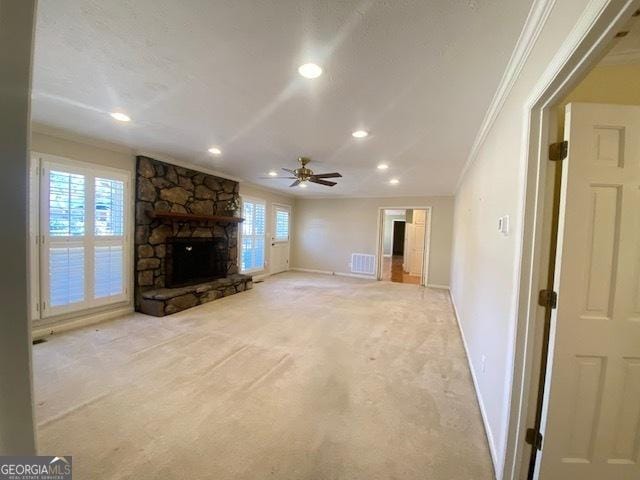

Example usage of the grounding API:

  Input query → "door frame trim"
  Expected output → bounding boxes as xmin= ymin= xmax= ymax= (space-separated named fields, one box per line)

xmin=505 ymin=2 xmax=639 ymax=479
xmin=375 ymin=206 xmax=432 ymax=286
xmin=270 ymin=202 xmax=292 ymax=275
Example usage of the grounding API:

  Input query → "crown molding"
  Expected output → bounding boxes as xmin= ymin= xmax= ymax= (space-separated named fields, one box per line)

xmin=454 ymin=0 xmax=556 ymax=193
xmin=32 ymin=122 xmax=135 ymax=155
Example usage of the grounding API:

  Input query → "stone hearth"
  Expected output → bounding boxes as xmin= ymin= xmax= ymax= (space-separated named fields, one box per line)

xmin=134 ymin=155 xmax=251 ymax=316
xmin=140 ymin=273 xmax=252 ymax=317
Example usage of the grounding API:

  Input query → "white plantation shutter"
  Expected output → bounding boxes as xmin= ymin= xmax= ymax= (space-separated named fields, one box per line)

xmin=49 ymin=246 xmax=85 ymax=306
xmin=95 ymin=177 xmax=125 ymax=236
xmin=49 ymin=171 xmax=85 ymax=236
xmin=94 ymin=177 xmax=125 ymax=300
xmin=241 ymin=198 xmax=266 ymax=272
xmin=40 ymin=157 xmax=129 ymax=317
xmin=94 ymin=245 xmax=124 ymax=298
xmin=274 ymin=207 xmax=290 ymax=242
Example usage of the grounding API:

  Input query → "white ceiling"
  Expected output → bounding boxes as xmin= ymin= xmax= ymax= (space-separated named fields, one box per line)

xmin=600 ymin=15 xmax=640 ymax=65
xmin=33 ymin=0 xmax=533 ymax=197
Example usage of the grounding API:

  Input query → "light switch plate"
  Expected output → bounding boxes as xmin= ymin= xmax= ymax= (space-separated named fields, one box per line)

xmin=498 ymin=215 xmax=510 ymax=235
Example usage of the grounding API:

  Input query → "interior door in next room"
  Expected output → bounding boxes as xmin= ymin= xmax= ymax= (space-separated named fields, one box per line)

xmin=538 ymin=103 xmax=640 ymax=480
xmin=270 ymin=204 xmax=291 ymax=274
xmin=407 ymin=209 xmax=426 ymax=277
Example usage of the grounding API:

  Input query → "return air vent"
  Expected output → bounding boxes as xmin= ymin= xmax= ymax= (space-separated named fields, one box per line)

xmin=351 ymin=253 xmax=376 ymax=275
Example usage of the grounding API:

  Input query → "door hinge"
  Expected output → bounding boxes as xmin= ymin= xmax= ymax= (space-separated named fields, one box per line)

xmin=538 ymin=289 xmax=557 ymax=309
xmin=549 ymin=141 xmax=568 ymax=161
xmin=538 ymin=290 xmax=558 ymax=308
xmin=525 ymin=428 xmax=543 ymax=450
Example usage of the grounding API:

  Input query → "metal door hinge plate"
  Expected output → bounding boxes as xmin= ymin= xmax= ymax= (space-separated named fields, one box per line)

xmin=525 ymin=428 xmax=543 ymax=450
xmin=538 ymin=289 xmax=557 ymax=309
xmin=549 ymin=141 xmax=568 ymax=161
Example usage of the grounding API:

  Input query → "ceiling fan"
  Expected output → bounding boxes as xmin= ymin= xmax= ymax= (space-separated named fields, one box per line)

xmin=262 ymin=157 xmax=342 ymax=187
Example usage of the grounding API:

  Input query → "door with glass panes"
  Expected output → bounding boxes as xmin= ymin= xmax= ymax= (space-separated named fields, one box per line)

xmin=270 ymin=204 xmax=290 ymax=274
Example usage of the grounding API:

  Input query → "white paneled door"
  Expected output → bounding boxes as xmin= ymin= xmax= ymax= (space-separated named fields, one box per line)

xmin=406 ymin=209 xmax=426 ymax=277
xmin=270 ymin=204 xmax=291 ymax=275
xmin=538 ymin=103 xmax=640 ymax=479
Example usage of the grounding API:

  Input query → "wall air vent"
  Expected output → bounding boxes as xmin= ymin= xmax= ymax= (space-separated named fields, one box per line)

xmin=351 ymin=253 xmax=376 ymax=275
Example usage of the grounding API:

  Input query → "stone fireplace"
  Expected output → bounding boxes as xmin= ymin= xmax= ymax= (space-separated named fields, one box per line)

xmin=134 ymin=156 xmax=252 ymax=316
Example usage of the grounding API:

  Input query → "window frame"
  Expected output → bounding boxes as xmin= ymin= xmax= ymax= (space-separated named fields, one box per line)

xmin=240 ymin=195 xmax=267 ymax=274
xmin=33 ymin=153 xmax=132 ymax=320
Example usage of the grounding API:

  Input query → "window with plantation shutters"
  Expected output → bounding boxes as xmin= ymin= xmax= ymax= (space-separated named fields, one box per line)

xmin=38 ymin=156 xmax=130 ymax=318
xmin=274 ymin=207 xmax=290 ymax=242
xmin=241 ymin=198 xmax=266 ymax=273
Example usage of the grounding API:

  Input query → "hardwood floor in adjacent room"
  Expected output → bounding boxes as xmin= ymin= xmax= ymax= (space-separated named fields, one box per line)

xmin=382 ymin=255 xmax=421 ymax=284
xmin=33 ymin=272 xmax=492 ymax=480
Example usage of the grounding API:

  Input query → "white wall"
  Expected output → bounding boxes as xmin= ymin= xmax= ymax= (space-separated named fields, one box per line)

xmin=292 ymin=196 xmax=453 ymax=287
xmin=32 ymin=128 xmax=136 ymax=174
xmin=449 ymin=0 xmax=613 ymax=476
xmin=0 ymin=0 xmax=37 ymax=454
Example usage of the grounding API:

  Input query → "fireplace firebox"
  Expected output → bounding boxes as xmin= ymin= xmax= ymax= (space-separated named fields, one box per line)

xmin=166 ymin=237 xmax=228 ymax=288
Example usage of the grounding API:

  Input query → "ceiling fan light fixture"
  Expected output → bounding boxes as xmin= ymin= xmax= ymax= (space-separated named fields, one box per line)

xmin=299 ymin=182 xmax=308 ymax=188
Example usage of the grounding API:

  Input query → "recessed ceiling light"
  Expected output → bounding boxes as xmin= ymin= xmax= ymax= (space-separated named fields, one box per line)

xmin=352 ymin=130 xmax=369 ymax=138
xmin=299 ymin=182 xmax=308 ymax=188
xmin=208 ymin=147 xmax=222 ymax=155
xmin=298 ymin=63 xmax=323 ymax=79
xmin=110 ymin=112 xmax=131 ymax=122
xmin=268 ymin=171 xmax=278 ymax=177
xmin=377 ymin=163 xmax=389 ymax=170
xmin=389 ymin=178 xmax=399 ymax=185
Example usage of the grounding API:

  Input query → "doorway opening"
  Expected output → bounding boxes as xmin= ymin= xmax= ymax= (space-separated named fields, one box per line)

xmin=377 ymin=207 xmax=431 ymax=285
xmin=507 ymin=5 xmax=640 ymax=480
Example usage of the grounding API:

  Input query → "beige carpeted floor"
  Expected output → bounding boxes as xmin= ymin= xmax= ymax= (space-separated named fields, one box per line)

xmin=34 ymin=272 xmax=493 ymax=480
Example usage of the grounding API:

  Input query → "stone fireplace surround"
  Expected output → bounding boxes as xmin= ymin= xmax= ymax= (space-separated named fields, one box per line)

xmin=134 ymin=156 xmax=251 ymax=316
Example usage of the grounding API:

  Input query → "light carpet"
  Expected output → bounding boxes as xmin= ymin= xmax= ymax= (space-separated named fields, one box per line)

xmin=34 ymin=272 xmax=493 ymax=479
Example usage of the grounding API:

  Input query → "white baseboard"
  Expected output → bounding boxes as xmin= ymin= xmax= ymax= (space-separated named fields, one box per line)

xmin=426 ymin=283 xmax=450 ymax=290
xmin=251 ymin=272 xmax=271 ymax=282
xmin=449 ymin=291 xmax=500 ymax=480
xmin=291 ymin=267 xmax=375 ymax=280
xmin=32 ymin=305 xmax=134 ymax=340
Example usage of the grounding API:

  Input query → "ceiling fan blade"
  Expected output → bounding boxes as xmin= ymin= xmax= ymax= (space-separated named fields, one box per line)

xmin=311 ymin=172 xmax=342 ymax=179
xmin=309 ymin=178 xmax=337 ymax=187
xmin=259 ymin=176 xmax=297 ymax=179
xmin=282 ymin=168 xmax=296 ymax=174
xmin=289 ymin=179 xmax=301 ymax=187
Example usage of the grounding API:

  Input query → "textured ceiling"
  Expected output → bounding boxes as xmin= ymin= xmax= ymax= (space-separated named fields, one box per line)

xmin=33 ymin=0 xmax=533 ymax=197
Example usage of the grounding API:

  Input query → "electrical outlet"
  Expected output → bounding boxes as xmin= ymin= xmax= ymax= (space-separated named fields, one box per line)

xmin=481 ymin=354 xmax=487 ymax=373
